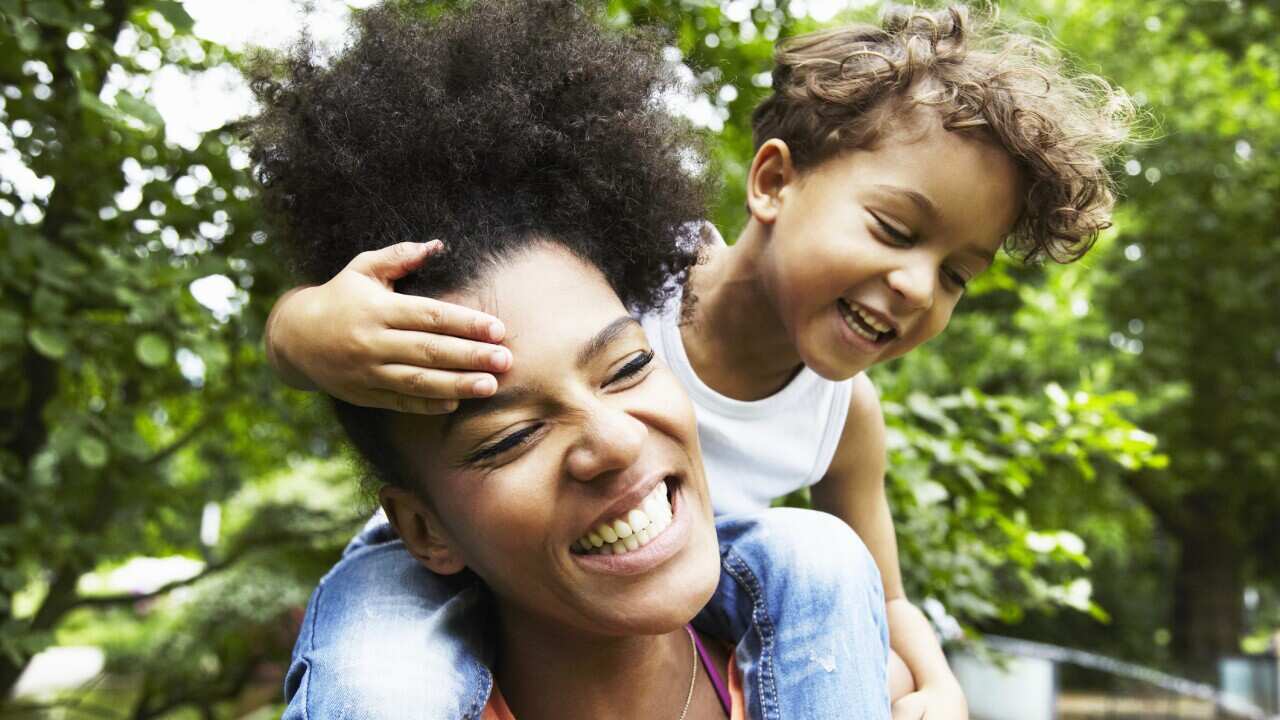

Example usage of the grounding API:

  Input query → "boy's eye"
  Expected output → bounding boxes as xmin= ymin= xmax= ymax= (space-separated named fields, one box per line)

xmin=943 ymin=266 xmax=970 ymax=291
xmin=464 ymin=423 xmax=543 ymax=465
xmin=606 ymin=350 xmax=654 ymax=388
xmin=872 ymin=214 xmax=914 ymax=246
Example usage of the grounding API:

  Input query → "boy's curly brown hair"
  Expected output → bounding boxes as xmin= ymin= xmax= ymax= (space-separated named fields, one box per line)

xmin=752 ymin=4 xmax=1133 ymax=263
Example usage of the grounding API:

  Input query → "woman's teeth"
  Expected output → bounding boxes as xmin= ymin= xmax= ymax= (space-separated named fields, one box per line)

xmin=838 ymin=299 xmax=893 ymax=342
xmin=575 ymin=481 xmax=673 ymax=556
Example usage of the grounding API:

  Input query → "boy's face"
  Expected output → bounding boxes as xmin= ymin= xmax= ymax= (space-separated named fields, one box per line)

xmin=754 ymin=115 xmax=1022 ymax=380
xmin=387 ymin=245 xmax=721 ymax=638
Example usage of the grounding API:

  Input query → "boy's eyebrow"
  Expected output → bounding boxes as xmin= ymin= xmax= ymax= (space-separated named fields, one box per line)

xmin=873 ymin=184 xmax=939 ymax=222
xmin=442 ymin=315 xmax=640 ymax=437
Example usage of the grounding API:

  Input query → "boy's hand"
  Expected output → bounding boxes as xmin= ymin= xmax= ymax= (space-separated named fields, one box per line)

xmin=265 ymin=241 xmax=511 ymax=414
xmin=890 ymin=682 xmax=968 ymax=720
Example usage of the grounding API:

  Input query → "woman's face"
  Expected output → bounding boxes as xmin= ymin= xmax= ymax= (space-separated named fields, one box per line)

xmin=390 ymin=243 xmax=721 ymax=637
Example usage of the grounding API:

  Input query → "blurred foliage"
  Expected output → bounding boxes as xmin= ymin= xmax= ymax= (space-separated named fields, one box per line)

xmin=0 ymin=0 xmax=1275 ymax=715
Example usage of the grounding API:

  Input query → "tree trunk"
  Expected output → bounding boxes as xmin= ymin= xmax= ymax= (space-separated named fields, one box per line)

xmin=1171 ymin=532 xmax=1244 ymax=680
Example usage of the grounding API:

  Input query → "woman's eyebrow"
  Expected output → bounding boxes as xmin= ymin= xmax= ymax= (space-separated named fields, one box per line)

xmin=442 ymin=316 xmax=639 ymax=437
xmin=576 ymin=316 xmax=641 ymax=368
xmin=442 ymin=386 xmax=538 ymax=437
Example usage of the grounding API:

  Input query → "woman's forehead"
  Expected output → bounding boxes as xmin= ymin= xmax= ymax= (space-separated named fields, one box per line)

xmin=445 ymin=245 xmax=629 ymax=356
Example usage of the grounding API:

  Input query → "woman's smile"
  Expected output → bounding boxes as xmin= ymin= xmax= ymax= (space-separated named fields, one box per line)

xmin=572 ymin=477 xmax=695 ymax=576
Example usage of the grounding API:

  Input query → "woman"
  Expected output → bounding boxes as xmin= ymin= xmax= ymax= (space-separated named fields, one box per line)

xmin=249 ymin=1 xmax=890 ymax=717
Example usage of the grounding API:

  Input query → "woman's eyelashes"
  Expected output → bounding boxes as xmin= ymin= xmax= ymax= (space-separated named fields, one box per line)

xmin=460 ymin=349 xmax=655 ymax=466
xmin=463 ymin=423 xmax=544 ymax=465
xmin=606 ymin=349 xmax=654 ymax=388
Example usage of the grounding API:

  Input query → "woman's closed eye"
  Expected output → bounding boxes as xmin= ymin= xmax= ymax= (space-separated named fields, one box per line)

xmin=605 ymin=349 xmax=654 ymax=389
xmin=459 ymin=350 xmax=653 ymax=466
xmin=463 ymin=423 xmax=544 ymax=465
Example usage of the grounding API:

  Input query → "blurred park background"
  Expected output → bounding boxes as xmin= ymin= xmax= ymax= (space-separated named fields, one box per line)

xmin=0 ymin=0 xmax=1277 ymax=717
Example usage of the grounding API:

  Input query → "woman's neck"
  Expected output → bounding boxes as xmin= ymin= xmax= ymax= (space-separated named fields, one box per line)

xmin=494 ymin=608 xmax=713 ymax=720
xmin=682 ymin=221 xmax=804 ymax=401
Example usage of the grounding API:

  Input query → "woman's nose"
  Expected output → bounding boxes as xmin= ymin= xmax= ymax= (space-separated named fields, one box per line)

xmin=564 ymin=405 xmax=648 ymax=482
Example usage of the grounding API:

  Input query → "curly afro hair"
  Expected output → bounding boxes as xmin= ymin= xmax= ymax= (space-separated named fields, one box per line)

xmin=246 ymin=0 xmax=711 ymax=490
xmin=247 ymin=0 xmax=708 ymax=315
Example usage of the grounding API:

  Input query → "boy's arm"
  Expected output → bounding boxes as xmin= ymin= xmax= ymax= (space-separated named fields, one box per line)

xmin=265 ymin=241 xmax=513 ymax=414
xmin=811 ymin=374 xmax=968 ymax=720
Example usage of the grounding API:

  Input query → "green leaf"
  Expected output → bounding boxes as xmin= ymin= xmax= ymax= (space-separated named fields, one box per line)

xmin=0 ymin=309 xmax=23 ymax=345
xmin=78 ymin=89 xmax=128 ymax=125
xmin=76 ymin=437 xmax=109 ymax=469
xmin=150 ymin=0 xmax=195 ymax=31
xmin=65 ymin=53 xmax=95 ymax=85
xmin=26 ymin=0 xmax=74 ymax=28
xmin=27 ymin=327 xmax=68 ymax=359
xmin=135 ymin=333 xmax=171 ymax=367
xmin=13 ymin=18 xmax=40 ymax=52
xmin=116 ymin=93 xmax=165 ymax=129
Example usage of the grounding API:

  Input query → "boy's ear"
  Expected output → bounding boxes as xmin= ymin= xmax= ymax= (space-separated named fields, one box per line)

xmin=379 ymin=485 xmax=467 ymax=575
xmin=746 ymin=139 xmax=796 ymax=225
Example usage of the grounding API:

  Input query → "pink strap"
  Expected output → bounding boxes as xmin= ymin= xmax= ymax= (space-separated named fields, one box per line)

xmin=687 ymin=625 xmax=731 ymax=713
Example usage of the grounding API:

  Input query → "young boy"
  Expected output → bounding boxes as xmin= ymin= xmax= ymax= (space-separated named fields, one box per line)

xmin=268 ymin=5 xmax=1129 ymax=717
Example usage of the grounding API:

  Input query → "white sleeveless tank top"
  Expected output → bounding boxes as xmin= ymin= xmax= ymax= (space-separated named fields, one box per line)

xmin=640 ymin=226 xmax=854 ymax=516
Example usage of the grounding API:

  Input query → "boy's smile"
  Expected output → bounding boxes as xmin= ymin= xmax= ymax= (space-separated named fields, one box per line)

xmin=752 ymin=112 xmax=1022 ymax=380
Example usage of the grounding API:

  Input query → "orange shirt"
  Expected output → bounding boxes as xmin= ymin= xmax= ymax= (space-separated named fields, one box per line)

xmin=482 ymin=655 xmax=745 ymax=720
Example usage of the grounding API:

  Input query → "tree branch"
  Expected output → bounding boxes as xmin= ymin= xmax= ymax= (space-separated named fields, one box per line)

xmin=142 ymin=413 xmax=222 ymax=467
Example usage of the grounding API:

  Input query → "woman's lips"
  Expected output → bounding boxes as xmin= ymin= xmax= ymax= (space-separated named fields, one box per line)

xmin=571 ymin=480 xmax=691 ymax=576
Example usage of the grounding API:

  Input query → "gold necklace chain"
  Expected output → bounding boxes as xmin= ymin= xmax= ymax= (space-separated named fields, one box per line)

xmin=677 ymin=626 xmax=698 ymax=720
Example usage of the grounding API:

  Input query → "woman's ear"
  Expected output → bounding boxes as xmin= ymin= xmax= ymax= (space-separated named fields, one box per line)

xmin=746 ymin=139 xmax=796 ymax=225
xmin=379 ymin=485 xmax=467 ymax=575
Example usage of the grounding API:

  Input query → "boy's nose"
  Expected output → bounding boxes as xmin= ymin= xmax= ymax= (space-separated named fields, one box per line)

xmin=565 ymin=405 xmax=648 ymax=482
xmin=886 ymin=262 xmax=935 ymax=311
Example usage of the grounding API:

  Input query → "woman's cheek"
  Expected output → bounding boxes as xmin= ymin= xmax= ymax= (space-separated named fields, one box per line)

xmin=645 ymin=366 xmax=699 ymax=441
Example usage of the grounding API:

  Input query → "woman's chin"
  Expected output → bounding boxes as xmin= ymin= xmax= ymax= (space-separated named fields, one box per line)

xmin=582 ymin=539 xmax=721 ymax=636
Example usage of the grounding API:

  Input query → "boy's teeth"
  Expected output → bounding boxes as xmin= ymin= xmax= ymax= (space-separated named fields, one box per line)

xmin=856 ymin=307 xmax=891 ymax=333
xmin=839 ymin=300 xmax=890 ymax=342
xmin=576 ymin=482 xmax=674 ymax=556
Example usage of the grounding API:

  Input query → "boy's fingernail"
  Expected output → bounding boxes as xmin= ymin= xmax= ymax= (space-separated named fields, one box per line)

xmin=423 ymin=239 xmax=443 ymax=252
xmin=487 ymin=320 xmax=505 ymax=342
xmin=473 ymin=376 xmax=497 ymax=396
xmin=489 ymin=348 xmax=511 ymax=370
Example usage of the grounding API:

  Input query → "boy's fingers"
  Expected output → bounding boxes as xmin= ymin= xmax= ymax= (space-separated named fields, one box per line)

xmin=383 ymin=329 xmax=511 ymax=373
xmin=349 ymin=240 xmax=443 ymax=283
xmin=376 ymin=364 xmax=500 ymax=401
xmin=365 ymin=391 xmax=459 ymax=416
xmin=387 ymin=295 xmax=505 ymax=343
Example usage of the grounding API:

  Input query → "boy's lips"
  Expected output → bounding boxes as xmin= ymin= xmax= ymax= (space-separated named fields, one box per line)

xmin=836 ymin=298 xmax=898 ymax=351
